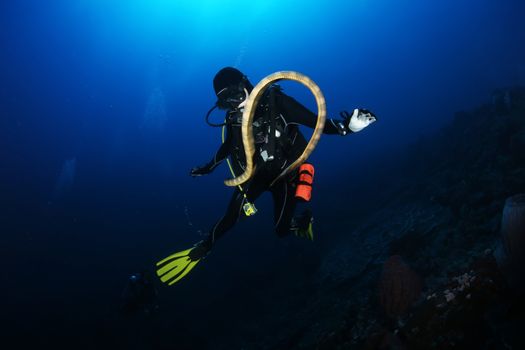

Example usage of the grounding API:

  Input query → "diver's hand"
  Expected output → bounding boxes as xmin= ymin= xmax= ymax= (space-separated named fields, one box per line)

xmin=190 ymin=165 xmax=211 ymax=177
xmin=341 ymin=109 xmax=377 ymax=133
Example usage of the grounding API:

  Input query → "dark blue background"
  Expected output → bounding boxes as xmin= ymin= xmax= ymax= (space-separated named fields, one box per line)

xmin=1 ymin=0 xmax=524 ymax=348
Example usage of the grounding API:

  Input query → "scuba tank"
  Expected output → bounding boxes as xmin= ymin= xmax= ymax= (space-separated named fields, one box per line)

xmin=295 ymin=163 xmax=314 ymax=202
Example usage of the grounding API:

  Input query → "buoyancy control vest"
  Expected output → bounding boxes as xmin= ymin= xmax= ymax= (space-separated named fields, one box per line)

xmin=224 ymin=85 xmax=297 ymax=174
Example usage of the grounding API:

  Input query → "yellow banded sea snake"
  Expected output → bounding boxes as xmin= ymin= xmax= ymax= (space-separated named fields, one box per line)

xmin=223 ymin=71 xmax=326 ymax=188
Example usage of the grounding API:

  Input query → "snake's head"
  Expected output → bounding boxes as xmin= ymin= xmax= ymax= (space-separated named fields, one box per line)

xmin=237 ymin=88 xmax=250 ymax=111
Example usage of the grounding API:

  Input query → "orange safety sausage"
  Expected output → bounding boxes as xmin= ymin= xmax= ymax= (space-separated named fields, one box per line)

xmin=295 ymin=163 xmax=314 ymax=202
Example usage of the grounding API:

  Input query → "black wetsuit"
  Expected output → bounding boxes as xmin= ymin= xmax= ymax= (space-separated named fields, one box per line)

xmin=202 ymin=88 xmax=350 ymax=246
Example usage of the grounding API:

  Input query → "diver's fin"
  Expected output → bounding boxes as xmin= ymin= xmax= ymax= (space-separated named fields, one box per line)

xmin=305 ymin=220 xmax=314 ymax=241
xmin=294 ymin=220 xmax=314 ymax=241
xmin=291 ymin=211 xmax=314 ymax=241
xmin=156 ymin=248 xmax=201 ymax=285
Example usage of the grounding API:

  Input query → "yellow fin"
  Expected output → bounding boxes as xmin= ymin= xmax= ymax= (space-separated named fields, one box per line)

xmin=155 ymin=247 xmax=202 ymax=285
xmin=156 ymin=248 xmax=192 ymax=267
xmin=157 ymin=257 xmax=191 ymax=281
xmin=167 ymin=260 xmax=200 ymax=285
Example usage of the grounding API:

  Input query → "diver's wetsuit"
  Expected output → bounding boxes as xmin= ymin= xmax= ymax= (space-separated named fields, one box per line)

xmin=202 ymin=88 xmax=350 ymax=245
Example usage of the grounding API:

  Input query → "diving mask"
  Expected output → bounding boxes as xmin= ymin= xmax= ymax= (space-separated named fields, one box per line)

xmin=216 ymin=83 xmax=249 ymax=110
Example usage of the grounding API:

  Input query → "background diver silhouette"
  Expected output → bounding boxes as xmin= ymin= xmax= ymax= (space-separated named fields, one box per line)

xmin=156 ymin=67 xmax=376 ymax=285
xmin=120 ymin=271 xmax=159 ymax=316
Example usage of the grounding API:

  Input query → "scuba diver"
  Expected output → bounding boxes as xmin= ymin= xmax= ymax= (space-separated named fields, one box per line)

xmin=156 ymin=67 xmax=377 ymax=285
xmin=120 ymin=271 xmax=159 ymax=316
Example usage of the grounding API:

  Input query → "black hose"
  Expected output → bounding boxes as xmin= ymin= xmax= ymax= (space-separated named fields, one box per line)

xmin=205 ymin=104 xmax=227 ymax=127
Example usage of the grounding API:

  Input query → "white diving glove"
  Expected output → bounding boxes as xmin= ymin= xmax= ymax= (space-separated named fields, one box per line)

xmin=340 ymin=108 xmax=377 ymax=133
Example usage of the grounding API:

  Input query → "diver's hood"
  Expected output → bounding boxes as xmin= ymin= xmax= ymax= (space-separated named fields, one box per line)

xmin=213 ymin=67 xmax=253 ymax=109
xmin=213 ymin=67 xmax=253 ymax=94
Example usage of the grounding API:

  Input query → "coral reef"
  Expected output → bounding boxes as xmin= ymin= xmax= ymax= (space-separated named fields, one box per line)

xmin=501 ymin=194 xmax=525 ymax=266
xmin=398 ymin=254 xmax=506 ymax=349
xmin=496 ymin=193 xmax=525 ymax=291
xmin=378 ymin=256 xmax=421 ymax=318
xmin=292 ymin=87 xmax=525 ymax=349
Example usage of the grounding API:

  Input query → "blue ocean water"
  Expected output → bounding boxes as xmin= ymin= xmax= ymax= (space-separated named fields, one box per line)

xmin=1 ymin=0 xmax=524 ymax=348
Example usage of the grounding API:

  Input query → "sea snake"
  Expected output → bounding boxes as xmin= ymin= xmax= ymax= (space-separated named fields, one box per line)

xmin=224 ymin=71 xmax=326 ymax=188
